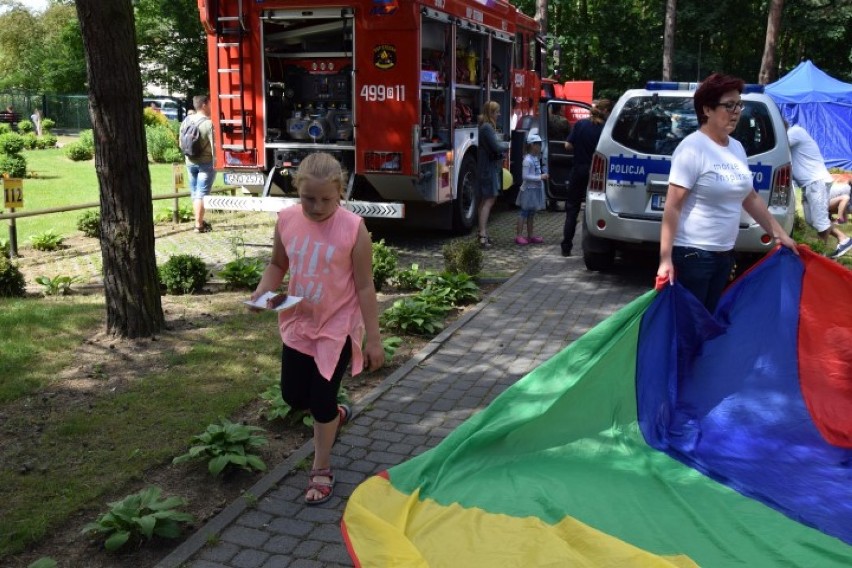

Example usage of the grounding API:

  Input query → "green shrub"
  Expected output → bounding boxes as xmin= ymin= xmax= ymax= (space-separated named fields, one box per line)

xmin=442 ymin=238 xmax=483 ymax=275
xmin=219 ymin=256 xmax=265 ymax=290
xmin=172 ymin=418 xmax=267 ymax=476
xmin=16 ymin=119 xmax=33 ymax=133
xmin=143 ymin=106 xmax=169 ymax=127
xmin=76 ymin=209 xmax=100 ymax=238
xmin=81 ymin=486 xmax=193 ymax=552
xmin=0 ymin=256 xmax=26 ymax=297
xmin=21 ymin=132 xmax=37 ymax=149
xmin=63 ymin=141 xmax=93 ymax=161
xmin=0 ymin=236 xmax=9 ymax=258
xmin=162 ymin=147 xmax=184 ymax=163
xmin=0 ymin=132 xmax=25 ymax=154
xmin=35 ymin=275 xmax=83 ymax=296
xmin=145 ymin=124 xmax=179 ymax=163
xmin=380 ymin=298 xmax=446 ymax=336
xmin=36 ymin=133 xmax=57 ymax=149
xmin=371 ymin=238 xmax=397 ymax=292
xmin=78 ymin=129 xmax=95 ymax=151
xmin=30 ymin=230 xmax=64 ymax=251
xmin=158 ymin=254 xmax=208 ymax=294
xmin=0 ymin=123 xmax=10 ymax=134
xmin=40 ymin=117 xmax=55 ymax=132
xmin=0 ymin=153 xmax=26 ymax=177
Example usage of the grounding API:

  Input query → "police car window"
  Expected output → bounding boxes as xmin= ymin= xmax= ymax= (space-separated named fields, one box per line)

xmin=731 ymin=102 xmax=775 ymax=157
xmin=611 ymin=96 xmax=697 ymax=155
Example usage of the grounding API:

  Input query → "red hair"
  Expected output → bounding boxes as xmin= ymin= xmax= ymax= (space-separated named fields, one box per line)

xmin=694 ymin=73 xmax=744 ymax=125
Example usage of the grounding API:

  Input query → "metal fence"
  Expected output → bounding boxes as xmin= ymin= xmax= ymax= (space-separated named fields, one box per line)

xmin=0 ymin=92 xmax=92 ymax=130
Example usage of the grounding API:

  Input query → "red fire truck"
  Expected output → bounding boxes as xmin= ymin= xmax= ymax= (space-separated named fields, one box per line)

xmin=196 ymin=0 xmax=582 ymax=230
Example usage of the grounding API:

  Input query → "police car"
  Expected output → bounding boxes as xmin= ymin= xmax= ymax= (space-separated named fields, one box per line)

xmin=581 ymin=82 xmax=795 ymax=271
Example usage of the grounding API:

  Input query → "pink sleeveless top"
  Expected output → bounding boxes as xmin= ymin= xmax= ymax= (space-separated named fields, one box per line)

xmin=276 ymin=205 xmax=365 ymax=380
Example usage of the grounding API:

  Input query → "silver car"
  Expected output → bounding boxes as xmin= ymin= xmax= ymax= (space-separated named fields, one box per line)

xmin=582 ymin=83 xmax=795 ymax=271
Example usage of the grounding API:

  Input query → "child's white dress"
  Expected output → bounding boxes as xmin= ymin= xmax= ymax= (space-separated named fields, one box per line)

xmin=515 ymin=153 xmax=546 ymax=211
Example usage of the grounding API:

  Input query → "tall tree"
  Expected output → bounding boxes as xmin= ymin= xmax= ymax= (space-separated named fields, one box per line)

xmin=758 ymin=0 xmax=784 ymax=84
xmin=75 ymin=0 xmax=165 ymax=338
xmin=535 ymin=0 xmax=547 ymax=75
xmin=662 ymin=0 xmax=677 ymax=81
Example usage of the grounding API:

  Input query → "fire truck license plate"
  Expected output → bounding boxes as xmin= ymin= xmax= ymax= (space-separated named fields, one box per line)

xmin=224 ymin=172 xmax=265 ymax=186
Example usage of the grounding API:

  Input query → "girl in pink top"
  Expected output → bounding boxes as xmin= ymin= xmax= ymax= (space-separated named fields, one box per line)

xmin=251 ymin=153 xmax=384 ymax=505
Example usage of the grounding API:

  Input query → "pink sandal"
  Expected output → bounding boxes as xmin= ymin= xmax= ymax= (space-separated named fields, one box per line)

xmin=305 ymin=468 xmax=335 ymax=505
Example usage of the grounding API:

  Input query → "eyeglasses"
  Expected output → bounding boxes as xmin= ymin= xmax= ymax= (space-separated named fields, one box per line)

xmin=715 ymin=100 xmax=745 ymax=112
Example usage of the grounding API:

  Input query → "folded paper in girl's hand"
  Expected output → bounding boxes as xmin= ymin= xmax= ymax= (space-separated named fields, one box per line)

xmin=244 ymin=291 xmax=302 ymax=312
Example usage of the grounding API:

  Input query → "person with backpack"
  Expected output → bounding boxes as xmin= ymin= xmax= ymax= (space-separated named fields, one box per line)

xmin=180 ymin=95 xmax=216 ymax=233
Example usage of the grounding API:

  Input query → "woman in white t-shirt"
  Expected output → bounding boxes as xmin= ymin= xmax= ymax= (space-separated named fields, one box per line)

xmin=657 ymin=73 xmax=797 ymax=312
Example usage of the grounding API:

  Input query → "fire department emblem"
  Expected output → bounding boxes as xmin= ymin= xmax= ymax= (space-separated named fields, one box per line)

xmin=373 ymin=44 xmax=397 ymax=70
xmin=370 ymin=0 xmax=399 ymax=16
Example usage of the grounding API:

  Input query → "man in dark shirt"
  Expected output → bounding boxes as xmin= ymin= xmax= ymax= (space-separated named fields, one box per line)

xmin=560 ymin=99 xmax=612 ymax=257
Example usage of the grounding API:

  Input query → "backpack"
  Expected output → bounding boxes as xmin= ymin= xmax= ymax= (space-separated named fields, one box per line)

xmin=179 ymin=116 xmax=208 ymax=158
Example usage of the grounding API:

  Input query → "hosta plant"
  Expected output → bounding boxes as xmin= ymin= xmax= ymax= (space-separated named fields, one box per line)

xmin=393 ymin=263 xmax=433 ymax=291
xmin=35 ymin=274 xmax=83 ymax=296
xmin=27 ymin=558 xmax=57 ymax=568
xmin=258 ymin=378 xmax=301 ymax=422
xmin=427 ymin=272 xmax=480 ymax=305
xmin=154 ymin=204 xmax=193 ymax=224
xmin=380 ymin=298 xmax=446 ymax=336
xmin=219 ymin=256 xmax=265 ymax=290
xmin=382 ymin=336 xmax=403 ymax=361
xmin=172 ymin=418 xmax=268 ymax=476
xmin=371 ymin=238 xmax=397 ymax=292
xmin=29 ymin=230 xmax=64 ymax=251
xmin=81 ymin=486 xmax=193 ymax=552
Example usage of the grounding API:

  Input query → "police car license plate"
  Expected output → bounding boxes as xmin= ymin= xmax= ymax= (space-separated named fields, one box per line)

xmin=224 ymin=172 xmax=265 ymax=186
xmin=651 ymin=194 xmax=666 ymax=211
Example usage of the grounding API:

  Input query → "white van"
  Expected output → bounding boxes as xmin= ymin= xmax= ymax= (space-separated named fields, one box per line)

xmin=582 ymin=82 xmax=795 ymax=271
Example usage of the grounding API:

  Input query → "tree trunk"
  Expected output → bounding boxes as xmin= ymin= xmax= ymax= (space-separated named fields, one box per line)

xmin=535 ymin=0 xmax=548 ymax=76
xmin=759 ymin=0 xmax=784 ymax=85
xmin=75 ymin=0 xmax=165 ymax=338
xmin=663 ymin=0 xmax=677 ymax=81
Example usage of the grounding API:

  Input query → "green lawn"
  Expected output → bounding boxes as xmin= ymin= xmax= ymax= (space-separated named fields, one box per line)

xmin=7 ymin=148 xmax=203 ymax=242
xmin=0 ymin=293 xmax=282 ymax=558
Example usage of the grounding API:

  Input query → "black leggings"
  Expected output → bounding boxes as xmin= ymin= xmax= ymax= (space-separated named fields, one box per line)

xmin=280 ymin=338 xmax=352 ymax=424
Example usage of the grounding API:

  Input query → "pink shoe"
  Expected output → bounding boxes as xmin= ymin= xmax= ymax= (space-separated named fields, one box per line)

xmin=515 ymin=236 xmax=529 ymax=245
xmin=529 ymin=236 xmax=544 ymax=244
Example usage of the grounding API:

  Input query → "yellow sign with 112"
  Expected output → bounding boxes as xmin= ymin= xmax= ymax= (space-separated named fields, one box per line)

xmin=3 ymin=178 xmax=23 ymax=209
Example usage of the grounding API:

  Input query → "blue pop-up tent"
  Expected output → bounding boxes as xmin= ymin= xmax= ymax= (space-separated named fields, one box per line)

xmin=766 ymin=60 xmax=852 ymax=170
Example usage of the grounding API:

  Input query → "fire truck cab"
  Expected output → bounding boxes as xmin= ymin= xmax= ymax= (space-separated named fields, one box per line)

xmin=197 ymin=0 xmax=543 ymax=231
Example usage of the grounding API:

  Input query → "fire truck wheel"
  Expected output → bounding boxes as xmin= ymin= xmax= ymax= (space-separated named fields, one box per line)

xmin=452 ymin=153 xmax=478 ymax=233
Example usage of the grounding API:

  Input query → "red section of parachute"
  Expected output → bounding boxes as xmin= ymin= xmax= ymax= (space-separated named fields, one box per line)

xmin=798 ymin=247 xmax=852 ymax=447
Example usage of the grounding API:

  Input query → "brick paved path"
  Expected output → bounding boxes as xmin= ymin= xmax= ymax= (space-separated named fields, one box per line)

xmin=152 ymin=228 xmax=651 ymax=568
